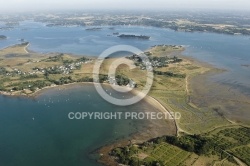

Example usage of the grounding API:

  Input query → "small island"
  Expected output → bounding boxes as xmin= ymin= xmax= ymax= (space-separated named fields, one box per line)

xmin=0 ymin=35 xmax=7 ymax=40
xmin=118 ymin=34 xmax=150 ymax=40
xmin=85 ymin=27 xmax=102 ymax=31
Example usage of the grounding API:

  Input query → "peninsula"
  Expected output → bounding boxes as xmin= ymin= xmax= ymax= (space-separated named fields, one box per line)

xmin=0 ymin=42 xmax=249 ymax=166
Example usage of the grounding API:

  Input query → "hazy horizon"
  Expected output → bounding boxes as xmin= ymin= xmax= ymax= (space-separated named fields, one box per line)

xmin=1 ymin=0 xmax=250 ymax=12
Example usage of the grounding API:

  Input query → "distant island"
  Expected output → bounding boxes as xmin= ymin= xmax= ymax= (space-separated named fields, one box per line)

xmin=0 ymin=35 xmax=7 ymax=40
xmin=31 ymin=12 xmax=250 ymax=36
xmin=241 ymin=64 xmax=250 ymax=68
xmin=118 ymin=34 xmax=150 ymax=40
xmin=85 ymin=27 xmax=102 ymax=31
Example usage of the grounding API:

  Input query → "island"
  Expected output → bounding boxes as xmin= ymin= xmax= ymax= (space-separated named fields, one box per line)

xmin=0 ymin=35 xmax=7 ymax=40
xmin=118 ymin=34 xmax=150 ymax=40
xmin=85 ymin=27 xmax=102 ymax=31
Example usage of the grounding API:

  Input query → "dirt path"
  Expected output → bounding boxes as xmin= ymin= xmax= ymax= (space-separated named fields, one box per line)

xmin=24 ymin=43 xmax=30 ymax=53
xmin=233 ymin=157 xmax=247 ymax=166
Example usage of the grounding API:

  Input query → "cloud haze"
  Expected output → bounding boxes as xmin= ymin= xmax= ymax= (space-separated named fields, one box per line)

xmin=1 ymin=0 xmax=249 ymax=12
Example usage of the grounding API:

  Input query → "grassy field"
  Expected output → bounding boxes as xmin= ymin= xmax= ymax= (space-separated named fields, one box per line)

xmin=146 ymin=142 xmax=192 ymax=166
xmin=207 ymin=126 xmax=250 ymax=165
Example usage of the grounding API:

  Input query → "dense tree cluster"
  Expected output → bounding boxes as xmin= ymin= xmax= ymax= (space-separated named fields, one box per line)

xmin=115 ymin=75 xmax=130 ymax=86
xmin=10 ymin=80 xmax=51 ymax=92
xmin=49 ymin=76 xmax=73 ymax=85
xmin=77 ymin=77 xmax=93 ymax=83
xmin=127 ymin=53 xmax=183 ymax=70
xmin=111 ymin=145 xmax=162 ymax=166
xmin=44 ymin=54 xmax=64 ymax=62
xmin=0 ymin=67 xmax=8 ymax=75
xmin=153 ymin=70 xmax=186 ymax=78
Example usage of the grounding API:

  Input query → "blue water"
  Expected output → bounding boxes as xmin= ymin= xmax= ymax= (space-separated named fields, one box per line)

xmin=1 ymin=21 xmax=250 ymax=94
xmin=0 ymin=84 xmax=157 ymax=166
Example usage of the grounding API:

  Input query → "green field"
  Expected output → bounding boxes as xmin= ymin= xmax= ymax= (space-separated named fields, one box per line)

xmin=111 ymin=127 xmax=250 ymax=166
xmin=149 ymin=143 xmax=191 ymax=166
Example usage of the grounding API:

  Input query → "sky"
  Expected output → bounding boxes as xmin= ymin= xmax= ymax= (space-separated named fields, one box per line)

xmin=0 ymin=0 xmax=249 ymax=12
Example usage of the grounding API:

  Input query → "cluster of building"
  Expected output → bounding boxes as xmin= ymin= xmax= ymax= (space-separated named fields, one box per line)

xmin=127 ymin=52 xmax=182 ymax=70
xmin=2 ymin=59 xmax=92 ymax=77
xmin=108 ymin=76 xmax=137 ymax=88
xmin=127 ymin=54 xmax=162 ymax=70
xmin=34 ymin=60 xmax=91 ymax=75
xmin=5 ymin=68 xmax=39 ymax=76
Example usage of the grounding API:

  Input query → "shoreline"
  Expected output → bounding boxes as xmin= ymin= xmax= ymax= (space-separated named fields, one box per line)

xmin=24 ymin=42 xmax=30 ymax=53
xmin=94 ymin=92 xmax=178 ymax=166
xmin=0 ymin=81 xmax=179 ymax=166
